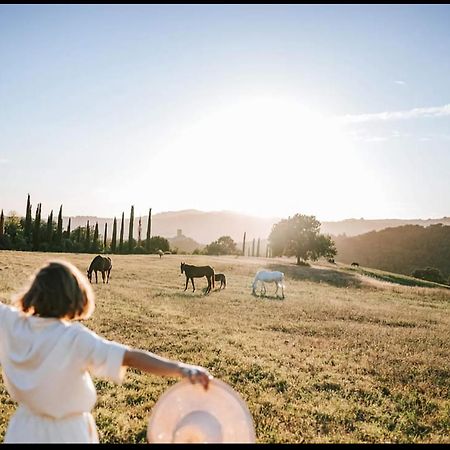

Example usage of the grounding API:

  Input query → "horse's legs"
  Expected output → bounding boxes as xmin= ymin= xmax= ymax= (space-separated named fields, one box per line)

xmin=95 ymin=271 xmax=98 ymax=284
xmin=102 ymin=271 xmax=105 ymax=283
xmin=107 ymin=269 xmax=111 ymax=284
xmin=184 ymin=276 xmax=189 ymax=291
xmin=191 ymin=278 xmax=195 ymax=292
xmin=275 ymin=281 xmax=279 ymax=296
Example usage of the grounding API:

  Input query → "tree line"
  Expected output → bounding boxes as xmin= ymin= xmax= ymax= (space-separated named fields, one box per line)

xmin=0 ymin=195 xmax=169 ymax=254
xmin=334 ymin=223 xmax=450 ymax=284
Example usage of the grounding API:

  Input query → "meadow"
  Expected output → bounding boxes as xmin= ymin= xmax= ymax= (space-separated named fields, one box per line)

xmin=0 ymin=250 xmax=449 ymax=443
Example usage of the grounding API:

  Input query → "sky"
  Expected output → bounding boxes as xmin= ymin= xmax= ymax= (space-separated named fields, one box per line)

xmin=1 ymin=4 xmax=450 ymax=222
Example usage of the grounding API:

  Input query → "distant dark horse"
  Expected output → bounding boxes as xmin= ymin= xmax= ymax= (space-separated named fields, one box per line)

xmin=180 ymin=262 xmax=215 ymax=294
xmin=214 ymin=273 xmax=226 ymax=289
xmin=87 ymin=255 xmax=112 ymax=284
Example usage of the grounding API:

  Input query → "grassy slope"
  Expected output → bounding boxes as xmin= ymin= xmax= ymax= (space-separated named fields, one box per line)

xmin=0 ymin=251 xmax=449 ymax=443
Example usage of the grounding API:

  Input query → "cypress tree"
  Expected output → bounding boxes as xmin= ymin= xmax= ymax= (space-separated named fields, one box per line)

xmin=56 ymin=205 xmax=63 ymax=245
xmin=0 ymin=209 xmax=4 ymax=236
xmin=119 ymin=212 xmax=124 ymax=253
xmin=111 ymin=217 xmax=117 ymax=253
xmin=128 ymin=205 xmax=134 ymax=253
xmin=242 ymin=231 xmax=246 ymax=256
xmin=46 ymin=210 xmax=54 ymax=245
xmin=103 ymin=222 xmax=108 ymax=251
xmin=24 ymin=194 xmax=32 ymax=243
xmin=66 ymin=218 xmax=71 ymax=238
xmin=256 ymin=238 xmax=260 ymax=257
xmin=93 ymin=222 xmax=99 ymax=250
xmin=146 ymin=208 xmax=152 ymax=251
xmin=138 ymin=216 xmax=142 ymax=247
xmin=252 ymin=238 xmax=255 ymax=257
xmin=32 ymin=204 xmax=41 ymax=250
xmin=85 ymin=220 xmax=91 ymax=251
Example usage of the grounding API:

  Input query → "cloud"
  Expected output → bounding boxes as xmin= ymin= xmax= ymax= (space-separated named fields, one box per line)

xmin=394 ymin=80 xmax=406 ymax=85
xmin=0 ymin=158 xmax=9 ymax=164
xmin=338 ymin=104 xmax=450 ymax=124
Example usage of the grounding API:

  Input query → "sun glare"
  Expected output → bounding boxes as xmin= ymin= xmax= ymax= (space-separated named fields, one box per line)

xmin=146 ymin=95 xmax=385 ymax=220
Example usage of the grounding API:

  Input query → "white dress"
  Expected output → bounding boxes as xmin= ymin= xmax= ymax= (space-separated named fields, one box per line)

xmin=0 ymin=302 xmax=129 ymax=443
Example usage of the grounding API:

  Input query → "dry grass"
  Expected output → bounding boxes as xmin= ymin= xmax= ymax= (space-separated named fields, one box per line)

xmin=0 ymin=251 xmax=449 ymax=443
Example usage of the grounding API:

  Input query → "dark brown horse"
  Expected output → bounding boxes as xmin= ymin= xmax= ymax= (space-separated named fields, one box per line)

xmin=180 ymin=262 xmax=215 ymax=294
xmin=214 ymin=273 xmax=226 ymax=289
xmin=87 ymin=255 xmax=112 ymax=284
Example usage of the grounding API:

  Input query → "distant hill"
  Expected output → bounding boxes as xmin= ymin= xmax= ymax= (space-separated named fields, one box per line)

xmin=63 ymin=210 xmax=450 ymax=245
xmin=334 ymin=223 xmax=450 ymax=279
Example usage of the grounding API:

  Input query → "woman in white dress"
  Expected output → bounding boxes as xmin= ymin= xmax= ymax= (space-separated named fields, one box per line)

xmin=0 ymin=260 xmax=211 ymax=443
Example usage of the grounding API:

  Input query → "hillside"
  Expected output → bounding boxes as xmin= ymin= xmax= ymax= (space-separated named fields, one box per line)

xmin=334 ymin=224 xmax=450 ymax=279
xmin=62 ymin=210 xmax=450 ymax=245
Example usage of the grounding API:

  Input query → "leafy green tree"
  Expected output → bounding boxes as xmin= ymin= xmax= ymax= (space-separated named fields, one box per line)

xmin=147 ymin=236 xmax=170 ymax=253
xmin=103 ymin=222 xmax=108 ymax=251
xmin=46 ymin=210 xmax=54 ymax=246
xmin=204 ymin=235 xmax=238 ymax=255
xmin=269 ymin=213 xmax=337 ymax=265
xmin=85 ymin=220 xmax=91 ymax=252
xmin=92 ymin=222 xmax=99 ymax=252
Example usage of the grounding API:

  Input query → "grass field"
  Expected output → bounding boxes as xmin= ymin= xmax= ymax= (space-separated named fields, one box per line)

xmin=0 ymin=251 xmax=449 ymax=443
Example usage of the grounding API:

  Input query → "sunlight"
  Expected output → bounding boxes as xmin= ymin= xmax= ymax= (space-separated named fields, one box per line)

xmin=145 ymin=95 xmax=387 ymax=219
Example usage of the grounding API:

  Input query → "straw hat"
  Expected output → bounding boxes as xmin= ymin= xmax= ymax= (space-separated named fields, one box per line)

xmin=147 ymin=378 xmax=256 ymax=443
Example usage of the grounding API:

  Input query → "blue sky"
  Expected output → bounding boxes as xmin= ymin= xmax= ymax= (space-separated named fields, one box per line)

xmin=1 ymin=4 xmax=450 ymax=221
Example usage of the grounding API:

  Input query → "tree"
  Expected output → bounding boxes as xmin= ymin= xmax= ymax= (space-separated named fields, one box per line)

xmin=111 ymin=217 xmax=117 ymax=253
xmin=92 ymin=222 xmax=99 ymax=252
xmin=412 ymin=267 xmax=445 ymax=284
xmin=24 ymin=194 xmax=33 ymax=244
xmin=103 ymin=222 xmax=108 ymax=251
xmin=56 ymin=205 xmax=63 ymax=246
xmin=269 ymin=213 xmax=337 ymax=265
xmin=146 ymin=208 xmax=152 ymax=251
xmin=85 ymin=220 xmax=91 ymax=251
xmin=0 ymin=209 xmax=4 ymax=236
xmin=128 ymin=205 xmax=134 ymax=253
xmin=147 ymin=236 xmax=170 ymax=253
xmin=66 ymin=218 xmax=71 ymax=238
xmin=119 ymin=212 xmax=124 ymax=253
xmin=46 ymin=210 xmax=54 ymax=245
xmin=138 ymin=216 xmax=142 ymax=247
xmin=242 ymin=231 xmax=246 ymax=256
xmin=256 ymin=238 xmax=260 ymax=257
xmin=204 ymin=236 xmax=238 ymax=255
xmin=32 ymin=204 xmax=42 ymax=250
xmin=252 ymin=238 xmax=255 ymax=257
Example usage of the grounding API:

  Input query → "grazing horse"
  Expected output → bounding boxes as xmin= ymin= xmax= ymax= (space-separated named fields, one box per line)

xmin=252 ymin=270 xmax=285 ymax=299
xmin=180 ymin=262 xmax=215 ymax=294
xmin=214 ymin=273 xmax=226 ymax=290
xmin=351 ymin=262 xmax=359 ymax=267
xmin=87 ymin=255 xmax=112 ymax=284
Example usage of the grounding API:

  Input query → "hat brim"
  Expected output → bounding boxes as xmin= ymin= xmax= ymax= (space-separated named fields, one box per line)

xmin=147 ymin=378 xmax=256 ymax=443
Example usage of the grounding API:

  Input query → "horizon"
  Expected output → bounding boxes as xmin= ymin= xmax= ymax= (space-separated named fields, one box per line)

xmin=1 ymin=5 xmax=450 ymax=221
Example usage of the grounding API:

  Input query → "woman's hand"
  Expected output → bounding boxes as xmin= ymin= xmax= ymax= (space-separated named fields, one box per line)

xmin=179 ymin=364 xmax=212 ymax=390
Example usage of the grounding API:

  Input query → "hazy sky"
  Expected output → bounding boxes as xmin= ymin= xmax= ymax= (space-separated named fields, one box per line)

xmin=1 ymin=4 xmax=450 ymax=221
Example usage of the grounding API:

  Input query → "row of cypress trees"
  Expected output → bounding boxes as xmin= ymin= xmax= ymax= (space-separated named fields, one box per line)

xmin=0 ymin=194 xmax=167 ymax=254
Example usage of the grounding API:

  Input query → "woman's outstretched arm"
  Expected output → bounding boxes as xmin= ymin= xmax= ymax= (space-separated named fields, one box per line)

xmin=122 ymin=349 xmax=212 ymax=389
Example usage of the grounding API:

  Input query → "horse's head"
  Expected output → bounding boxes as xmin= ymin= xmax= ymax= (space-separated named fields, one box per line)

xmin=86 ymin=269 xmax=92 ymax=283
xmin=180 ymin=262 xmax=185 ymax=274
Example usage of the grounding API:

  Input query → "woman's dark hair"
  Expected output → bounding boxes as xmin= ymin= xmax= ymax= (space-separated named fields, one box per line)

xmin=14 ymin=260 xmax=95 ymax=320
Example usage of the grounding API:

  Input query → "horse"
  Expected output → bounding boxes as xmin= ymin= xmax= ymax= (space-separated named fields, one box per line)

xmin=157 ymin=249 xmax=164 ymax=258
xmin=351 ymin=262 xmax=359 ymax=267
xmin=180 ymin=262 xmax=215 ymax=294
xmin=214 ymin=273 xmax=226 ymax=290
xmin=252 ymin=270 xmax=285 ymax=299
xmin=87 ymin=255 xmax=112 ymax=284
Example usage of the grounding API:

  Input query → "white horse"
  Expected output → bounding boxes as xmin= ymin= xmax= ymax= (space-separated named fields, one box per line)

xmin=252 ymin=270 xmax=285 ymax=299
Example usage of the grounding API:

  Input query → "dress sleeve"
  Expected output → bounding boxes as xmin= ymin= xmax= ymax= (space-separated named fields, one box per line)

xmin=73 ymin=324 xmax=130 ymax=384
